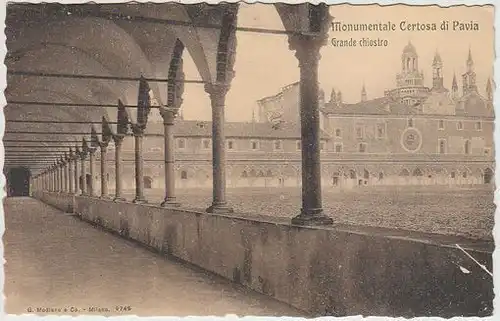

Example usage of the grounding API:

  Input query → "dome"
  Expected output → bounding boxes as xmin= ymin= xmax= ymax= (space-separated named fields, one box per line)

xmin=403 ymin=41 xmax=417 ymax=55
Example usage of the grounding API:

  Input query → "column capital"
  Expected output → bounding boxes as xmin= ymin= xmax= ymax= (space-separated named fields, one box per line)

xmin=99 ymin=140 xmax=110 ymax=149
xmin=131 ymin=123 xmax=146 ymax=137
xmin=288 ymin=34 xmax=326 ymax=67
xmin=112 ymin=134 xmax=125 ymax=144
xmin=204 ymin=82 xmax=230 ymax=99
xmin=159 ymin=106 xmax=178 ymax=125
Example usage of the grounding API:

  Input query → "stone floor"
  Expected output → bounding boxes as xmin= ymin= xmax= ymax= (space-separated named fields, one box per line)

xmin=3 ymin=197 xmax=304 ymax=317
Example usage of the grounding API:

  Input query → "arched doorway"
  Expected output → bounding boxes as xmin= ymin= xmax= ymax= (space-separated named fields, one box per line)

xmin=6 ymin=167 xmax=31 ymax=197
xmin=484 ymin=168 xmax=494 ymax=184
xmin=86 ymin=174 xmax=92 ymax=192
xmin=143 ymin=176 xmax=153 ymax=189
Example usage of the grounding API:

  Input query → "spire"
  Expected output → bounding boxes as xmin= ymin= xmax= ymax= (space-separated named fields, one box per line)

xmin=330 ymin=88 xmax=336 ymax=103
xmin=337 ymin=90 xmax=343 ymax=105
xmin=466 ymin=47 xmax=474 ymax=72
xmin=251 ymin=107 xmax=256 ymax=123
xmin=361 ymin=82 xmax=367 ymax=102
xmin=486 ymin=77 xmax=493 ymax=101
xmin=432 ymin=50 xmax=442 ymax=66
xmin=452 ymin=73 xmax=458 ymax=90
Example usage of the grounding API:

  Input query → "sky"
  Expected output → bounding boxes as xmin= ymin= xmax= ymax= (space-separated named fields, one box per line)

xmin=175 ymin=4 xmax=494 ymax=122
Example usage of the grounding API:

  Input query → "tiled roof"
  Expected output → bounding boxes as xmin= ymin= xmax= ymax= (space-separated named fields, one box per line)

xmin=146 ymin=120 xmax=330 ymax=139
xmin=322 ymin=92 xmax=493 ymax=118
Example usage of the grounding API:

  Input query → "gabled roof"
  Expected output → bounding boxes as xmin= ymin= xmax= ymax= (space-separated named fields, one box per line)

xmin=146 ymin=120 xmax=330 ymax=139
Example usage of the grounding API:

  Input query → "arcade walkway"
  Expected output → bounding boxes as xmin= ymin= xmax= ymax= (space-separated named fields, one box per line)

xmin=3 ymin=197 xmax=304 ymax=316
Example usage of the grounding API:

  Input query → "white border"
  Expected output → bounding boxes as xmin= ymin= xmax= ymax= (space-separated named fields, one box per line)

xmin=0 ymin=1 xmax=497 ymax=321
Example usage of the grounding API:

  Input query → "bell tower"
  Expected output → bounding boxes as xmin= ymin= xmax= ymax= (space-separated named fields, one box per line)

xmin=432 ymin=51 xmax=444 ymax=90
xmin=462 ymin=48 xmax=477 ymax=95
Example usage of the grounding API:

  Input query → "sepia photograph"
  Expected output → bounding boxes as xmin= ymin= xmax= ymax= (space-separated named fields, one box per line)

xmin=1 ymin=2 xmax=495 ymax=318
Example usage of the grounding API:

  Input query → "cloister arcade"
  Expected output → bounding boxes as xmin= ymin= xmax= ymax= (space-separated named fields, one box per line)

xmin=4 ymin=2 xmax=333 ymax=225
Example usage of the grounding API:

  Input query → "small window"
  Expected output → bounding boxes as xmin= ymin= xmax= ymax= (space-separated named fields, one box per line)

xmin=438 ymin=120 xmax=445 ymax=130
xmin=274 ymin=140 xmax=282 ymax=150
xmin=320 ymin=141 xmax=325 ymax=151
xmin=438 ymin=139 xmax=446 ymax=154
xmin=296 ymin=140 xmax=301 ymax=150
xmin=378 ymin=172 xmax=384 ymax=180
xmin=457 ymin=121 xmax=463 ymax=130
xmin=334 ymin=143 xmax=342 ymax=153
xmin=177 ymin=138 xmax=186 ymax=149
xmin=359 ymin=143 xmax=367 ymax=153
xmin=251 ymin=140 xmax=259 ymax=150
xmin=464 ymin=140 xmax=471 ymax=155
xmin=202 ymin=139 xmax=211 ymax=149
xmin=376 ymin=123 xmax=386 ymax=139
xmin=451 ymin=171 xmax=456 ymax=179
xmin=475 ymin=121 xmax=482 ymax=131
xmin=227 ymin=140 xmax=234 ymax=150
xmin=335 ymin=129 xmax=342 ymax=138
xmin=181 ymin=170 xmax=188 ymax=180
xmin=462 ymin=171 xmax=468 ymax=178
xmin=356 ymin=126 xmax=364 ymax=139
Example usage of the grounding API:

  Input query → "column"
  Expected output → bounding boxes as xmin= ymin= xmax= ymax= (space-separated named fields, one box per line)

xmin=59 ymin=163 xmax=63 ymax=192
xmin=56 ymin=165 xmax=60 ymax=192
xmin=74 ymin=152 xmax=79 ymax=194
xmin=68 ymin=150 xmax=74 ymax=194
xmin=52 ymin=168 xmax=56 ymax=191
xmin=63 ymin=160 xmax=69 ymax=193
xmin=100 ymin=142 xmax=109 ymax=198
xmin=113 ymin=136 xmax=125 ymax=201
xmin=80 ymin=151 xmax=87 ymax=195
xmin=89 ymin=149 xmax=96 ymax=197
xmin=132 ymin=126 xmax=146 ymax=203
xmin=205 ymin=84 xmax=233 ymax=213
xmin=289 ymin=34 xmax=333 ymax=226
xmin=160 ymin=108 xmax=180 ymax=207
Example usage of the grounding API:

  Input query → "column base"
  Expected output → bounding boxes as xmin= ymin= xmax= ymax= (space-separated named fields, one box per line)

xmin=161 ymin=199 xmax=181 ymax=208
xmin=100 ymin=195 xmax=112 ymax=200
xmin=206 ymin=203 xmax=234 ymax=214
xmin=132 ymin=197 xmax=147 ymax=204
xmin=291 ymin=208 xmax=333 ymax=226
xmin=113 ymin=196 xmax=126 ymax=202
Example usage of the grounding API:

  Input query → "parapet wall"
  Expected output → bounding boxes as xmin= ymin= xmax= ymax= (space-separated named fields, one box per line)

xmin=34 ymin=192 xmax=493 ymax=317
xmin=33 ymin=191 xmax=74 ymax=213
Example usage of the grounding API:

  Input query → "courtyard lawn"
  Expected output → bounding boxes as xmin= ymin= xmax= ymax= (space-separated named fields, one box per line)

xmin=121 ymin=186 xmax=495 ymax=241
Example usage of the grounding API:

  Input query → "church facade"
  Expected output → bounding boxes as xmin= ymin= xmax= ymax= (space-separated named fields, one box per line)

xmin=94 ymin=42 xmax=494 ymax=192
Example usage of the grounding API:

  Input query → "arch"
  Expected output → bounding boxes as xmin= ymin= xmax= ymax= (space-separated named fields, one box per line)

xmin=266 ymin=169 xmax=273 ymax=177
xmin=257 ymin=170 xmax=264 ymax=177
xmin=7 ymin=16 xmax=165 ymax=123
xmin=349 ymin=169 xmax=357 ymax=179
xmin=378 ymin=172 xmax=384 ymax=180
xmin=181 ymin=170 xmax=188 ymax=180
xmin=399 ymin=168 xmax=410 ymax=177
xmin=241 ymin=170 xmax=248 ymax=178
xmin=363 ymin=169 xmax=370 ymax=180
xmin=412 ymin=168 xmax=423 ymax=177
xmin=484 ymin=167 xmax=494 ymax=184
xmin=5 ymin=167 xmax=31 ymax=197
xmin=143 ymin=176 xmax=153 ymax=189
